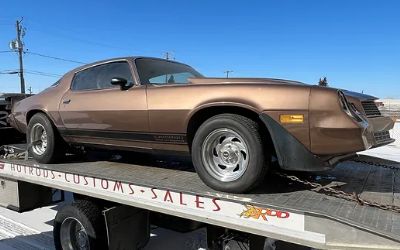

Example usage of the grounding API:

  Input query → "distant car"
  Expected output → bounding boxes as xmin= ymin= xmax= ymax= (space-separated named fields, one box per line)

xmin=9 ymin=57 xmax=395 ymax=193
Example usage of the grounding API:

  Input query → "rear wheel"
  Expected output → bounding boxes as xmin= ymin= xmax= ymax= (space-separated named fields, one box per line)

xmin=27 ymin=113 xmax=64 ymax=163
xmin=192 ymin=114 xmax=268 ymax=193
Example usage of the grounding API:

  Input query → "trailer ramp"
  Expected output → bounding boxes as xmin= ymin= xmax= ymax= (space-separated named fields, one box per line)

xmin=0 ymin=153 xmax=399 ymax=249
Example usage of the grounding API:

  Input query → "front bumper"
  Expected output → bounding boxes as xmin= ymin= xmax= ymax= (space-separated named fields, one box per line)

xmin=362 ymin=116 xmax=395 ymax=149
xmin=260 ymin=113 xmax=335 ymax=171
xmin=259 ymin=113 xmax=395 ymax=172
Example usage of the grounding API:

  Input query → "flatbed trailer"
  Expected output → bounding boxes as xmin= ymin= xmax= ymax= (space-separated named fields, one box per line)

xmin=0 ymin=148 xmax=400 ymax=250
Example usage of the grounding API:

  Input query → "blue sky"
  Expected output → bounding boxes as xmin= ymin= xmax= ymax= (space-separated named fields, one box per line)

xmin=0 ymin=0 xmax=399 ymax=98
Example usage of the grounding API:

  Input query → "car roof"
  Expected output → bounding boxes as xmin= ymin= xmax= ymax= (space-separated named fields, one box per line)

xmin=72 ymin=56 xmax=191 ymax=73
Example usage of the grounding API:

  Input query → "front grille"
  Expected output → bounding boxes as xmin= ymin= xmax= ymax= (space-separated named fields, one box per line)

xmin=361 ymin=100 xmax=381 ymax=117
xmin=374 ymin=131 xmax=391 ymax=144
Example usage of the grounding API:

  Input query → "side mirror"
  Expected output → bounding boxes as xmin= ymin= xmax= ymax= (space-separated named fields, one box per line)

xmin=111 ymin=77 xmax=128 ymax=87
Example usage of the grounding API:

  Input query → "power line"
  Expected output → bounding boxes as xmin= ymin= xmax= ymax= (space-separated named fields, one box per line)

xmin=0 ymin=69 xmax=62 ymax=78
xmin=24 ymin=71 xmax=61 ymax=78
xmin=25 ymin=51 xmax=86 ymax=64
xmin=0 ymin=69 xmax=19 ymax=74
xmin=26 ymin=19 xmax=139 ymax=52
xmin=25 ymin=70 xmax=62 ymax=78
xmin=0 ymin=71 xmax=60 ymax=78
xmin=26 ymin=69 xmax=62 ymax=75
xmin=27 ymin=20 xmax=167 ymax=55
xmin=3 ymin=49 xmax=86 ymax=65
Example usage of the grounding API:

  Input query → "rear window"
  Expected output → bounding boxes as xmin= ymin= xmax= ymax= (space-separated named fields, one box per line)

xmin=135 ymin=58 xmax=202 ymax=85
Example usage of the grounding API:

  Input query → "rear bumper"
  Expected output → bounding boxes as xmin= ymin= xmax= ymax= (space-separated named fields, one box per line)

xmin=7 ymin=114 xmax=23 ymax=133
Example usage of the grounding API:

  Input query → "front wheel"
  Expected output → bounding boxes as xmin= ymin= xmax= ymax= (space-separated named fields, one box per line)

xmin=192 ymin=114 xmax=268 ymax=193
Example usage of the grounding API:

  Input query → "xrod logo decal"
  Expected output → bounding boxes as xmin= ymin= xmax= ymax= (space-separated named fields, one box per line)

xmin=240 ymin=205 xmax=290 ymax=221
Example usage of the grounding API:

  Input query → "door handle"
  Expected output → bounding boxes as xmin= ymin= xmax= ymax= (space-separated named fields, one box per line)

xmin=63 ymin=99 xmax=71 ymax=104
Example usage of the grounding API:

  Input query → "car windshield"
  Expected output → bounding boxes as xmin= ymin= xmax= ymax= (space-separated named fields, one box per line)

xmin=135 ymin=58 xmax=203 ymax=85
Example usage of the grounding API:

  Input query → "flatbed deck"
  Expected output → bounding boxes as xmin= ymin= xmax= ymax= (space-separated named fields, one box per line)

xmin=0 ymin=152 xmax=400 ymax=249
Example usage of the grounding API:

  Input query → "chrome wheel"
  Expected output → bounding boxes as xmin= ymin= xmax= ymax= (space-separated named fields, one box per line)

xmin=60 ymin=217 xmax=90 ymax=250
xmin=30 ymin=123 xmax=48 ymax=156
xmin=201 ymin=128 xmax=249 ymax=182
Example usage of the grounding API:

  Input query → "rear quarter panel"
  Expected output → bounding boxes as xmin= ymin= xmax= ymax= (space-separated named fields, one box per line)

xmin=12 ymin=73 xmax=73 ymax=132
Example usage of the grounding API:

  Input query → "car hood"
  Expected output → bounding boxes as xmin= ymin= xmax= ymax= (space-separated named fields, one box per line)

xmin=341 ymin=89 xmax=377 ymax=101
xmin=189 ymin=78 xmax=377 ymax=101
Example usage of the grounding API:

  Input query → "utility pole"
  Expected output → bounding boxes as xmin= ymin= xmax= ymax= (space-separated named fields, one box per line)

xmin=164 ymin=52 xmax=175 ymax=61
xmin=318 ymin=77 xmax=328 ymax=87
xmin=15 ymin=19 xmax=25 ymax=94
xmin=164 ymin=52 xmax=175 ymax=83
xmin=27 ymin=86 xmax=32 ymax=94
xmin=224 ymin=70 xmax=233 ymax=78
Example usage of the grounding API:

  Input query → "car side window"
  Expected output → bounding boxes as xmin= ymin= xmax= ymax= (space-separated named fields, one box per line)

xmin=72 ymin=61 xmax=133 ymax=91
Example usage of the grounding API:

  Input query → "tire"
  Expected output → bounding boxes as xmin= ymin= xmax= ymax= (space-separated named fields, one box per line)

xmin=53 ymin=200 xmax=107 ymax=250
xmin=27 ymin=113 xmax=64 ymax=163
xmin=192 ymin=114 xmax=268 ymax=193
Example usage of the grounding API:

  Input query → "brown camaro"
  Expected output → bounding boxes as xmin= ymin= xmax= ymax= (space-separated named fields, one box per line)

xmin=9 ymin=57 xmax=395 ymax=193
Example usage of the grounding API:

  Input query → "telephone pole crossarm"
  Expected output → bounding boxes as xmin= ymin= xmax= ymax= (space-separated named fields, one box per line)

xmin=224 ymin=70 xmax=233 ymax=78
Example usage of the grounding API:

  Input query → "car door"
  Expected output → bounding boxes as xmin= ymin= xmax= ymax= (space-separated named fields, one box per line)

xmin=135 ymin=58 xmax=202 ymax=152
xmin=58 ymin=60 xmax=150 ymax=149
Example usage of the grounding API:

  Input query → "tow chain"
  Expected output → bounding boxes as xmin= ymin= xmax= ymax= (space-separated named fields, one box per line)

xmin=276 ymin=158 xmax=400 ymax=213
xmin=351 ymin=158 xmax=400 ymax=171
xmin=0 ymin=145 xmax=28 ymax=160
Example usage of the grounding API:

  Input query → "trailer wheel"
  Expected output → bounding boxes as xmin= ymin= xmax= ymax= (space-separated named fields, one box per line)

xmin=192 ymin=114 xmax=268 ymax=193
xmin=54 ymin=200 xmax=107 ymax=250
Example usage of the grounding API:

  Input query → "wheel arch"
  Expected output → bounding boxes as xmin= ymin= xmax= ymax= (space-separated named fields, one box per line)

xmin=26 ymin=109 xmax=63 ymax=139
xmin=26 ymin=109 xmax=55 ymax=125
xmin=186 ymin=104 xmax=277 ymax=158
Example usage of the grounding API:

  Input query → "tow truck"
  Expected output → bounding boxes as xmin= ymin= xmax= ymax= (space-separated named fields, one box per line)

xmin=0 ymin=143 xmax=399 ymax=250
